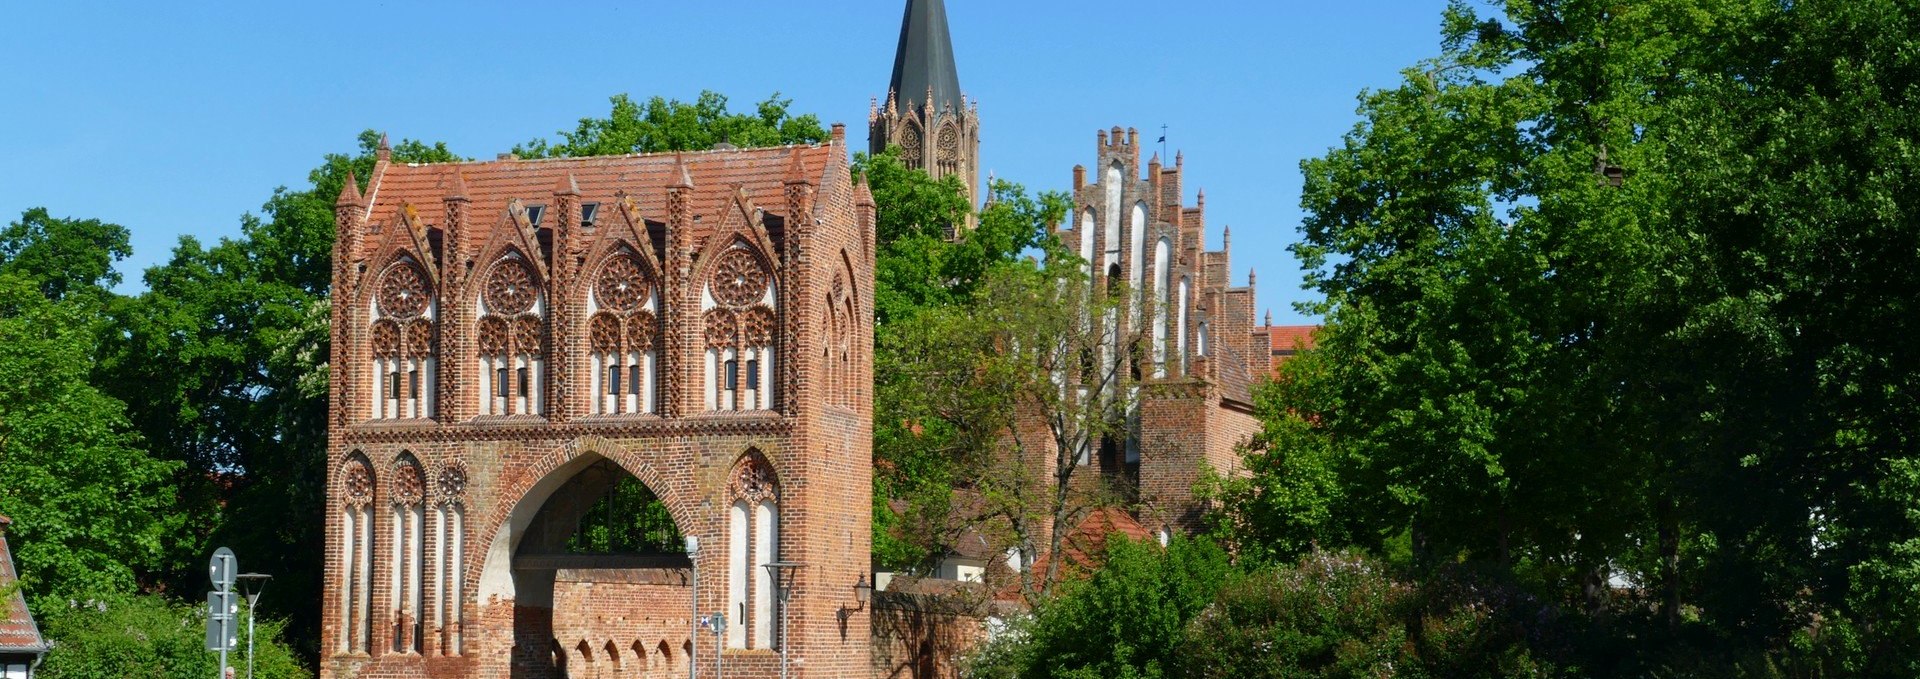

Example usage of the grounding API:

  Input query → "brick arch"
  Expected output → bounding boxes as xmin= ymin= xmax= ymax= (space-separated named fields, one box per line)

xmin=471 ymin=245 xmax=546 ymax=309
xmin=690 ymin=235 xmax=776 ymax=301
xmin=472 ymin=436 xmax=698 ymax=604
xmin=358 ymin=248 xmax=434 ymax=316
xmin=579 ymin=243 xmax=660 ymax=307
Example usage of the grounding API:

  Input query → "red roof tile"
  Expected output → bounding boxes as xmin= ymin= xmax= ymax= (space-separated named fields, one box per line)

xmin=1261 ymin=324 xmax=1320 ymax=375
xmin=0 ymin=517 xmax=46 ymax=655
xmin=361 ymin=144 xmax=838 ymax=248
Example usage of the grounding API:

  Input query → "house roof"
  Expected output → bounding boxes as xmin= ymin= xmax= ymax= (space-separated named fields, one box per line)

xmin=362 ymin=143 xmax=839 ymax=244
xmin=1261 ymin=324 xmax=1320 ymax=376
xmin=0 ymin=517 xmax=47 ymax=655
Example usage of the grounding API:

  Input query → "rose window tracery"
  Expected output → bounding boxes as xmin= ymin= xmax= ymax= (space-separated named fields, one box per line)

xmin=378 ymin=264 xmax=429 ymax=319
xmin=436 ymin=462 xmax=467 ymax=504
xmin=589 ymin=314 xmax=622 ymax=354
xmin=588 ymin=253 xmax=660 ymax=415
xmin=728 ymin=455 xmax=779 ymax=505
xmin=484 ymin=259 xmax=538 ymax=315
xmin=938 ymin=125 xmax=959 ymax=163
xmin=900 ymin=125 xmax=923 ymax=163
xmin=624 ymin=311 xmax=657 ymax=351
xmin=477 ymin=317 xmax=509 ymax=357
xmin=372 ymin=321 xmax=402 ymax=359
xmin=705 ymin=308 xmax=738 ymax=349
xmin=741 ymin=306 xmax=775 ymax=346
xmin=344 ymin=461 xmax=374 ymax=507
xmin=393 ymin=463 xmax=424 ymax=507
xmin=595 ymin=257 xmax=648 ymax=313
xmin=711 ymin=250 xmax=770 ymax=308
xmin=511 ymin=316 xmax=543 ymax=355
xmin=404 ymin=320 xmax=434 ymax=358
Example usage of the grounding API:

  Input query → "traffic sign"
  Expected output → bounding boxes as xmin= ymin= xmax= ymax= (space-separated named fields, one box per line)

xmin=205 ymin=590 xmax=237 ymax=651
xmin=209 ymin=547 xmax=236 ymax=588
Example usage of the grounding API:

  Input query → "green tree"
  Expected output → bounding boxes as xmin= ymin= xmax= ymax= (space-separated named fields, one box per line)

xmin=515 ymin=91 xmax=827 ymax=158
xmin=0 ymin=208 xmax=131 ymax=303
xmin=37 ymin=593 xmax=308 ymax=679
xmin=1018 ymin=535 xmax=1231 ymax=679
xmin=99 ymin=131 xmax=460 ymax=657
xmin=1243 ymin=0 xmax=1920 ymax=673
xmin=0 ymin=273 xmax=180 ymax=602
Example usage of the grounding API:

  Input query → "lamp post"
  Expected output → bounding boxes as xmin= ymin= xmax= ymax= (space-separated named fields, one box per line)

xmin=684 ymin=536 xmax=699 ymax=679
xmin=763 ymin=561 xmax=803 ymax=679
xmin=234 ymin=573 xmax=271 ymax=679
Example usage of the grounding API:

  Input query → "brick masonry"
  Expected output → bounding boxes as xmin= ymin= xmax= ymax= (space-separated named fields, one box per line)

xmin=323 ymin=130 xmax=875 ymax=679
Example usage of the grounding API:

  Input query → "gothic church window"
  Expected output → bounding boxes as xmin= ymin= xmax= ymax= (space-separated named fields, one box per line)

xmin=390 ymin=456 xmax=425 ymax=654
xmin=432 ymin=461 xmax=467 ymax=656
xmin=371 ymin=258 xmax=435 ymax=420
xmin=588 ymin=252 xmax=659 ymax=415
xmin=725 ymin=453 xmax=780 ymax=650
xmin=703 ymin=246 xmax=776 ymax=412
xmin=476 ymin=253 xmax=545 ymax=416
xmin=338 ymin=455 xmax=376 ymax=655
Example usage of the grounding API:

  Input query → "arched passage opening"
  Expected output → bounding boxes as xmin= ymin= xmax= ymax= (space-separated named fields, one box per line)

xmin=495 ymin=453 xmax=691 ymax=679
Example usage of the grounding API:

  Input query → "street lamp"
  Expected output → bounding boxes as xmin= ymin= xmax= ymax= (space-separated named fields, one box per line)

xmin=853 ymin=575 xmax=872 ymax=608
xmin=762 ymin=561 xmax=803 ymax=679
xmin=233 ymin=573 xmax=272 ymax=679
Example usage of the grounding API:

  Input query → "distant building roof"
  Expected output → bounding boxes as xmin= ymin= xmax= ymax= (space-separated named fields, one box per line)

xmin=1261 ymin=324 xmax=1319 ymax=376
xmin=0 ymin=516 xmax=48 ymax=656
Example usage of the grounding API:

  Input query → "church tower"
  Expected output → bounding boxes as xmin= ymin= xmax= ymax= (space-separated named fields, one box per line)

xmin=870 ymin=0 xmax=981 ymax=217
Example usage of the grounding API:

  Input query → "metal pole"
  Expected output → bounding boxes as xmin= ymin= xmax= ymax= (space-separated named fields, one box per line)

xmin=689 ymin=538 xmax=698 ymax=679
xmin=245 ymin=601 xmax=256 ymax=679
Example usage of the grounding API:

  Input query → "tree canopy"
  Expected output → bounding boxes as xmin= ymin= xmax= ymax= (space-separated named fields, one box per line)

xmin=514 ymin=91 xmax=828 ymax=158
xmin=1209 ymin=0 xmax=1920 ymax=673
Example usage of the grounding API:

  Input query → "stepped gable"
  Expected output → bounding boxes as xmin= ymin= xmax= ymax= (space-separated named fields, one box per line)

xmin=364 ymin=144 xmax=837 ymax=233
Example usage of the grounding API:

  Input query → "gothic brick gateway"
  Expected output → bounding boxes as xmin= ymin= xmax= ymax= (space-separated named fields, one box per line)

xmin=322 ymin=127 xmax=875 ymax=678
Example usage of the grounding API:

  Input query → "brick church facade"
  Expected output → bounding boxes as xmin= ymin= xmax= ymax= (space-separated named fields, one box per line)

xmin=1052 ymin=131 xmax=1273 ymax=538
xmin=321 ymin=129 xmax=875 ymax=678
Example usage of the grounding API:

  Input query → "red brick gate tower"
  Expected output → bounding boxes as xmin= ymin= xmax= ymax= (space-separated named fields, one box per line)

xmin=322 ymin=129 xmax=875 ymax=679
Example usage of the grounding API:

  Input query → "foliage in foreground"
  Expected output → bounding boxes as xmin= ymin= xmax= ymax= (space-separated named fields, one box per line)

xmin=37 ymin=593 xmax=308 ymax=679
xmin=1203 ymin=0 xmax=1920 ymax=674
xmin=967 ymin=538 xmax=1565 ymax=679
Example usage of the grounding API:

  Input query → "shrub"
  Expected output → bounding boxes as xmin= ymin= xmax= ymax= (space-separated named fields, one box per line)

xmin=37 ymin=593 xmax=309 ymax=679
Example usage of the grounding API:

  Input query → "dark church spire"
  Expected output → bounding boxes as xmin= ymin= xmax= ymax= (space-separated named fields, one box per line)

xmin=888 ymin=0 xmax=963 ymax=115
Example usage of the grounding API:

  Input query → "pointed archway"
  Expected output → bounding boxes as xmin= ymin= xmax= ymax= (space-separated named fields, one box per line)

xmin=491 ymin=452 xmax=692 ymax=679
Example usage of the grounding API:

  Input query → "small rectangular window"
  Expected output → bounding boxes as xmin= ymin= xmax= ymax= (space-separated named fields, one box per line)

xmin=746 ymin=359 xmax=760 ymax=390
xmin=409 ymin=369 xmax=420 ymax=398
xmin=724 ymin=359 xmax=738 ymax=391
xmin=607 ymin=366 xmax=621 ymax=395
xmin=496 ymin=367 xmax=509 ymax=398
xmin=628 ymin=364 xmax=641 ymax=395
xmin=390 ymin=372 xmax=402 ymax=400
xmin=580 ymin=202 xmax=599 ymax=226
xmin=518 ymin=367 xmax=530 ymax=396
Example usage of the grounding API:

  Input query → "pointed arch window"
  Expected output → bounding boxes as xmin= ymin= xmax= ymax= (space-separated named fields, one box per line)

xmin=338 ymin=455 xmax=376 ymax=655
xmin=370 ymin=258 xmax=436 ymax=420
xmin=477 ymin=253 xmax=544 ymax=416
xmin=432 ymin=462 xmax=467 ymax=656
xmin=1152 ymin=237 xmax=1172 ymax=378
xmin=389 ymin=456 xmax=425 ymax=654
xmin=725 ymin=454 xmax=780 ymax=649
xmin=703 ymin=245 xmax=776 ymax=412
xmin=587 ymin=252 xmax=659 ymax=415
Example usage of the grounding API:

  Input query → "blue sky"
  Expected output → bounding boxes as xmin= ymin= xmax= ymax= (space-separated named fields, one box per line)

xmin=1 ymin=0 xmax=1452 ymax=325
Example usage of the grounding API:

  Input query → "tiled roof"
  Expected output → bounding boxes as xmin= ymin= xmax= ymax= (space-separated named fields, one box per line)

xmin=1265 ymin=325 xmax=1318 ymax=354
xmin=363 ymin=144 xmax=839 ymax=243
xmin=1022 ymin=508 xmax=1153 ymax=585
xmin=1261 ymin=324 xmax=1320 ymax=376
xmin=0 ymin=517 xmax=46 ymax=655
xmin=1215 ymin=342 xmax=1257 ymax=405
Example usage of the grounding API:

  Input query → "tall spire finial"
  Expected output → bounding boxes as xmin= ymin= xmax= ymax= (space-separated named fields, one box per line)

xmin=336 ymin=170 xmax=363 ymax=207
xmin=887 ymin=0 xmax=963 ymax=118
